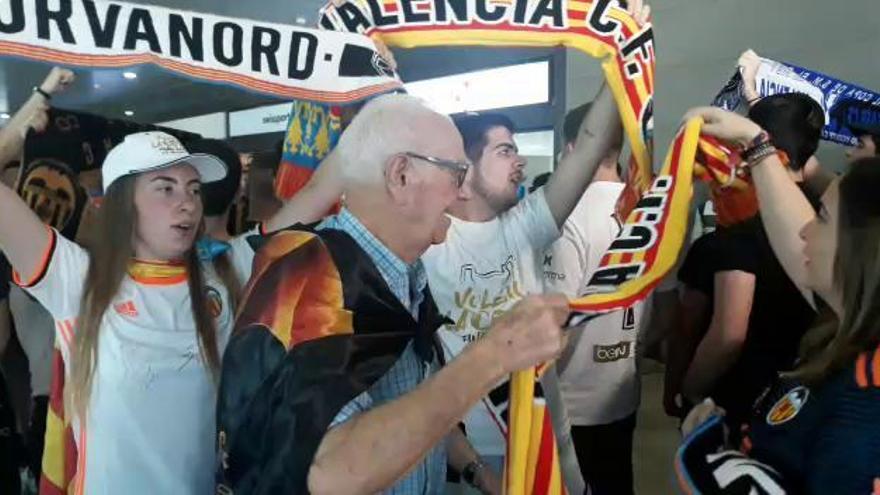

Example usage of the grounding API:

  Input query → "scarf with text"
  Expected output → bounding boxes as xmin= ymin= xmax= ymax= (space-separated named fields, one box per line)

xmin=0 ymin=0 xmax=400 ymax=102
xmin=713 ymin=57 xmax=880 ymax=146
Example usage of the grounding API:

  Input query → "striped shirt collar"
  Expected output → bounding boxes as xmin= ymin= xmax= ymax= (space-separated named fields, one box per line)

xmin=317 ymin=208 xmax=427 ymax=317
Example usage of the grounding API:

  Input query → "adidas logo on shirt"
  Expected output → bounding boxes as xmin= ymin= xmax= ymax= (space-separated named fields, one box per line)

xmin=114 ymin=300 xmax=139 ymax=317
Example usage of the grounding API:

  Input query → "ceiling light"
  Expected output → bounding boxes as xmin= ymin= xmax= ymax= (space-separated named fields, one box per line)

xmin=93 ymin=83 xmax=101 ymax=89
xmin=295 ymin=16 xmax=307 ymax=24
xmin=124 ymin=110 xmax=134 ymax=117
xmin=0 ymin=113 xmax=9 ymax=119
xmin=123 ymin=71 xmax=137 ymax=80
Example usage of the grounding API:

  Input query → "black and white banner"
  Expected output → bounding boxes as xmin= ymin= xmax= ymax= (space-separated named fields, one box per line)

xmin=0 ymin=0 xmax=401 ymax=102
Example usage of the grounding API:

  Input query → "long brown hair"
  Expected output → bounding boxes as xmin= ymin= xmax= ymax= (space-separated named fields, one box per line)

xmin=211 ymin=252 xmax=240 ymax=314
xmin=793 ymin=158 xmax=880 ymax=383
xmin=70 ymin=175 xmax=222 ymax=415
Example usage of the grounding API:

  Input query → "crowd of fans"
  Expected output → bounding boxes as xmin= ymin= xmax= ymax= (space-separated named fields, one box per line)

xmin=0 ymin=1 xmax=878 ymax=493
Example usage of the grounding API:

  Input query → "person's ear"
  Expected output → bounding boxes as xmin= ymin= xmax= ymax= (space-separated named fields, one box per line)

xmin=385 ymin=153 xmax=411 ymax=203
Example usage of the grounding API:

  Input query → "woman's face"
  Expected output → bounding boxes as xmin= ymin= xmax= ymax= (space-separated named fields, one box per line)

xmin=800 ymin=178 xmax=840 ymax=303
xmin=845 ymin=135 xmax=877 ymax=164
xmin=132 ymin=164 xmax=203 ymax=261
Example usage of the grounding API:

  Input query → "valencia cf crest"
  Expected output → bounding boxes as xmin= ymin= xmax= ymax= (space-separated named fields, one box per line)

xmin=206 ymin=286 xmax=224 ymax=319
xmin=18 ymin=157 xmax=85 ymax=238
xmin=766 ymin=386 xmax=809 ymax=426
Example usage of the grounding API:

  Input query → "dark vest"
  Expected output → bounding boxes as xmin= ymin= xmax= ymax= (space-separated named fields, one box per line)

xmin=216 ymin=227 xmax=445 ymax=494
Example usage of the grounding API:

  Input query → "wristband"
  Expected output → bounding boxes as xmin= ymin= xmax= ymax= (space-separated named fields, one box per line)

xmin=745 ymin=145 xmax=778 ymax=167
xmin=33 ymin=86 xmax=51 ymax=100
xmin=743 ymin=130 xmax=770 ymax=152
xmin=462 ymin=459 xmax=486 ymax=488
xmin=741 ymin=131 xmax=775 ymax=166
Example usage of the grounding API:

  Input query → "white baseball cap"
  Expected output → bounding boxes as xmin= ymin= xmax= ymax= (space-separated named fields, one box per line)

xmin=102 ymin=131 xmax=227 ymax=190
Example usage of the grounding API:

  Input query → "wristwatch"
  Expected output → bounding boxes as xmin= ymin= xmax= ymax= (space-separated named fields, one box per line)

xmin=462 ymin=458 xmax=487 ymax=488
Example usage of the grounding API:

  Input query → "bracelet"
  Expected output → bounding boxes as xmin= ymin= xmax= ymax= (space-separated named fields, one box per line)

xmin=741 ymin=131 xmax=770 ymax=158
xmin=33 ymin=86 xmax=51 ymax=100
xmin=742 ymin=142 xmax=777 ymax=167
xmin=742 ymin=130 xmax=770 ymax=152
xmin=746 ymin=145 xmax=779 ymax=167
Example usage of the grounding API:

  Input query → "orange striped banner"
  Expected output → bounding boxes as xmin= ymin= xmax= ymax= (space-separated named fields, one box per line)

xmin=568 ymin=118 xmax=702 ymax=316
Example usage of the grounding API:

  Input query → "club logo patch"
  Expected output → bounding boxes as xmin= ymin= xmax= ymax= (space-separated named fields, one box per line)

xmin=19 ymin=158 xmax=81 ymax=232
xmin=766 ymin=386 xmax=809 ymax=426
xmin=205 ymin=286 xmax=224 ymax=319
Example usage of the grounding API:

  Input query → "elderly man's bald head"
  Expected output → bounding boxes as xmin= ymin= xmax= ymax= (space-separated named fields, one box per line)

xmin=336 ymin=93 xmax=463 ymax=188
xmin=333 ymin=93 xmax=469 ymax=262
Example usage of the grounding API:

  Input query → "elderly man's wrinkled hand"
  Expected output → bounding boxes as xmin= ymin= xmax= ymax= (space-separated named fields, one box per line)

xmin=484 ymin=294 xmax=569 ymax=375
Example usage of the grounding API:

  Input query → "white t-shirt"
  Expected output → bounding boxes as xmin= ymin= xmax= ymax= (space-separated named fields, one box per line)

xmin=225 ymin=226 xmax=260 ymax=288
xmin=541 ymin=182 xmax=648 ymax=425
xmin=17 ymin=230 xmax=234 ymax=495
xmin=423 ymin=189 xmax=559 ymax=456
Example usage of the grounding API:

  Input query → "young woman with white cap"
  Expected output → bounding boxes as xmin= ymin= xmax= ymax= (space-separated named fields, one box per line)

xmin=0 ymin=69 xmax=234 ymax=494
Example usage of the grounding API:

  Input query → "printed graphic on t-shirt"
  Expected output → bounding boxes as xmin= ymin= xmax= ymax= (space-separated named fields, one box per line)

xmin=114 ymin=300 xmax=139 ymax=318
xmin=448 ymin=254 xmax=525 ymax=342
xmin=592 ymin=341 xmax=634 ymax=363
xmin=542 ymin=253 xmax=567 ymax=283
xmin=622 ymin=306 xmax=636 ymax=330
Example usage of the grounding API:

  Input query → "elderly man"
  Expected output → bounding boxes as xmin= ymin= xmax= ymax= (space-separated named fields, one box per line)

xmin=216 ymin=94 xmax=568 ymax=495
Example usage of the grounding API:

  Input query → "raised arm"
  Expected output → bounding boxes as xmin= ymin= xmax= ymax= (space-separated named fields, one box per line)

xmin=307 ymin=295 xmax=567 ymax=495
xmin=261 ymin=148 xmax=345 ymax=232
xmin=684 ymin=106 xmax=816 ymax=302
xmin=0 ymin=68 xmax=75 ymax=279
xmin=544 ymin=84 xmax=622 ymax=228
xmin=543 ymin=0 xmax=649 ymax=227
xmin=738 ymin=49 xmax=761 ymax=107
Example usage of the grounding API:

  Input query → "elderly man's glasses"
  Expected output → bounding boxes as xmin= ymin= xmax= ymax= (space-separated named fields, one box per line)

xmin=403 ymin=151 xmax=470 ymax=188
